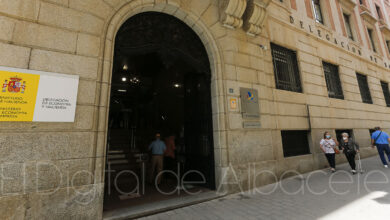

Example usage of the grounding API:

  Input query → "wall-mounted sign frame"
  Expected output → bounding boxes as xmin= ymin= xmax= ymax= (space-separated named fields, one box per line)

xmin=0 ymin=66 xmax=79 ymax=122
xmin=240 ymin=88 xmax=259 ymax=118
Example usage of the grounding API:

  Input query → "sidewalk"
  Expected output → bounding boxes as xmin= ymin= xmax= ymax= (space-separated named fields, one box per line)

xmin=139 ymin=156 xmax=390 ymax=220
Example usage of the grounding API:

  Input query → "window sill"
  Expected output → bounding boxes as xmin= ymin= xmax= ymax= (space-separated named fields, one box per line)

xmin=347 ymin=39 xmax=362 ymax=49
xmin=340 ymin=0 xmax=356 ymax=9
xmin=360 ymin=4 xmax=371 ymax=13
xmin=271 ymin=0 xmax=291 ymax=13
xmin=283 ymin=153 xmax=312 ymax=159
xmin=379 ymin=19 xmax=386 ymax=27
xmin=380 ymin=25 xmax=390 ymax=36
xmin=360 ymin=10 xmax=377 ymax=25
xmin=315 ymin=21 xmax=332 ymax=33
xmin=328 ymin=96 xmax=345 ymax=100
xmin=372 ymin=53 xmax=382 ymax=61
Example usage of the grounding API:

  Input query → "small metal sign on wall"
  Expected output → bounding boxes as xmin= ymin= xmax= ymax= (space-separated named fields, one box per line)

xmin=240 ymin=88 xmax=259 ymax=118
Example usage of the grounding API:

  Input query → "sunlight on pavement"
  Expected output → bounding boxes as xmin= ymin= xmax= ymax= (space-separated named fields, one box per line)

xmin=320 ymin=191 xmax=389 ymax=220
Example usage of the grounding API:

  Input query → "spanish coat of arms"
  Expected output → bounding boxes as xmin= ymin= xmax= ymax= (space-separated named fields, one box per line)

xmin=2 ymin=77 xmax=26 ymax=93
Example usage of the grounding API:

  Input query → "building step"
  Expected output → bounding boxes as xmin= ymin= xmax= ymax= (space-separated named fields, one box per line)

xmin=107 ymin=159 xmax=129 ymax=165
xmin=107 ymin=150 xmax=126 ymax=154
xmin=108 ymin=154 xmax=126 ymax=160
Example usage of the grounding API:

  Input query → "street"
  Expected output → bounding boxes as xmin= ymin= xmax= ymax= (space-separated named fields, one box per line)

xmin=139 ymin=156 xmax=390 ymax=220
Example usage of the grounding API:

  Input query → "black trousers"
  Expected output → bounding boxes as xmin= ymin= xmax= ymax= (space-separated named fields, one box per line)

xmin=345 ymin=152 xmax=356 ymax=170
xmin=325 ymin=153 xmax=336 ymax=168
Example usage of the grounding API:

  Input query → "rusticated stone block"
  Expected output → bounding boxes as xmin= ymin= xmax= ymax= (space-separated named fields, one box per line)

xmin=0 ymin=42 xmax=31 ymax=69
xmin=29 ymin=49 xmax=99 ymax=79
xmin=76 ymin=34 xmax=101 ymax=57
xmin=38 ymin=2 xmax=105 ymax=35
xmin=0 ymin=132 xmax=95 ymax=163
xmin=69 ymin=0 xmax=113 ymax=19
xmin=77 ymin=80 xmax=97 ymax=105
xmin=13 ymin=21 xmax=78 ymax=53
xmin=0 ymin=16 xmax=15 ymax=41
xmin=26 ymin=183 xmax=103 ymax=219
xmin=0 ymin=194 xmax=27 ymax=220
xmin=0 ymin=0 xmax=39 ymax=20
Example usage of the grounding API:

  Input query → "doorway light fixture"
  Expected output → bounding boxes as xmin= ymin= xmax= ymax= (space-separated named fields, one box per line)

xmin=122 ymin=77 xmax=127 ymax=82
xmin=173 ymin=83 xmax=181 ymax=88
xmin=123 ymin=64 xmax=128 ymax=70
xmin=118 ymin=89 xmax=127 ymax=92
xmin=129 ymin=76 xmax=140 ymax=84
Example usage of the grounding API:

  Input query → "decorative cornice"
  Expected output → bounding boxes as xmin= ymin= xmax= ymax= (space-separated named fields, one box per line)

xmin=361 ymin=11 xmax=377 ymax=25
xmin=243 ymin=0 xmax=271 ymax=36
xmin=380 ymin=25 xmax=390 ymax=37
xmin=360 ymin=4 xmax=370 ymax=13
xmin=339 ymin=0 xmax=356 ymax=9
xmin=219 ymin=0 xmax=247 ymax=29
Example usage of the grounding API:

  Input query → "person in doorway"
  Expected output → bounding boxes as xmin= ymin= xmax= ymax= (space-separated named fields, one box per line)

xmin=164 ymin=135 xmax=176 ymax=164
xmin=340 ymin=132 xmax=360 ymax=174
xmin=148 ymin=133 xmax=166 ymax=185
xmin=320 ymin=132 xmax=339 ymax=173
xmin=164 ymin=135 xmax=176 ymax=181
xmin=371 ymin=127 xmax=390 ymax=168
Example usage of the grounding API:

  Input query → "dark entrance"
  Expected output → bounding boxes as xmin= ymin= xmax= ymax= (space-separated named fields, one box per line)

xmin=104 ymin=12 xmax=215 ymax=212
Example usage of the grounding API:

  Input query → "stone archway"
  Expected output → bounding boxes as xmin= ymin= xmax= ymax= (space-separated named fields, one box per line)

xmin=95 ymin=1 xmax=228 ymax=216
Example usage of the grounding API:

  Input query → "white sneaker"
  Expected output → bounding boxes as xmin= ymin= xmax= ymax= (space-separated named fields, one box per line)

xmin=351 ymin=170 xmax=357 ymax=174
xmin=385 ymin=165 xmax=388 ymax=168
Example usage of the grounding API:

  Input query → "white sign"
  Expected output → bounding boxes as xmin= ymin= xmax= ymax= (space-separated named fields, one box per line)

xmin=0 ymin=66 xmax=79 ymax=122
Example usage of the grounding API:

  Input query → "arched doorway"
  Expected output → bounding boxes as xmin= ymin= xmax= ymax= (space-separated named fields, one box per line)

xmin=104 ymin=12 xmax=215 ymax=212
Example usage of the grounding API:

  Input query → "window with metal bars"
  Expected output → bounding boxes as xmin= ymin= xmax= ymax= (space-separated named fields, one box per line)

xmin=381 ymin=81 xmax=390 ymax=107
xmin=323 ymin=62 xmax=344 ymax=99
xmin=271 ymin=43 xmax=302 ymax=93
xmin=281 ymin=130 xmax=311 ymax=157
xmin=356 ymin=73 xmax=373 ymax=104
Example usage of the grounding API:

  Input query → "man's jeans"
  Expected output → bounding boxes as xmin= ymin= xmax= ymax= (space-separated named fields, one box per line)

xmin=376 ymin=144 xmax=390 ymax=165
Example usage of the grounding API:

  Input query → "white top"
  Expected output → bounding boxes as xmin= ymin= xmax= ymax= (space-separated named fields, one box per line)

xmin=320 ymin=139 xmax=336 ymax=154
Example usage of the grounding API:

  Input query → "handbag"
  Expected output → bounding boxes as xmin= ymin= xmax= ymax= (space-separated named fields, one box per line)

xmin=334 ymin=147 xmax=340 ymax=154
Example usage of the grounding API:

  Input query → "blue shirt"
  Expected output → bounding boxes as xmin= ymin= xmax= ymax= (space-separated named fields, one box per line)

xmin=149 ymin=139 xmax=166 ymax=155
xmin=371 ymin=130 xmax=390 ymax=145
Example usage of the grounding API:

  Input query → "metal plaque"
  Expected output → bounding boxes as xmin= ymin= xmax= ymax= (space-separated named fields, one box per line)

xmin=240 ymin=88 xmax=259 ymax=118
xmin=243 ymin=121 xmax=261 ymax=128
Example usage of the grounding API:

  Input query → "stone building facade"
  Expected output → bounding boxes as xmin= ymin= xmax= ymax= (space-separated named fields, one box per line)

xmin=1 ymin=0 xmax=390 ymax=219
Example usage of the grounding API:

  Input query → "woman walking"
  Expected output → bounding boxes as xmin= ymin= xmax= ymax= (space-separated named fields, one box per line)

xmin=320 ymin=132 xmax=339 ymax=172
xmin=340 ymin=132 xmax=360 ymax=174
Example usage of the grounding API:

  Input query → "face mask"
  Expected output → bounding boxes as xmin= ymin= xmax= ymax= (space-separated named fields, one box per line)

xmin=343 ymin=137 xmax=348 ymax=140
xmin=326 ymin=135 xmax=331 ymax=139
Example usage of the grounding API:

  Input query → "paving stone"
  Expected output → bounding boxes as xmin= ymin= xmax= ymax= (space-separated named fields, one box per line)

xmin=140 ymin=157 xmax=390 ymax=220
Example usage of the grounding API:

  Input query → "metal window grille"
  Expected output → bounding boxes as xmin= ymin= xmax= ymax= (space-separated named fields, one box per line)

xmin=281 ymin=130 xmax=311 ymax=157
xmin=381 ymin=81 xmax=390 ymax=107
xmin=323 ymin=62 xmax=344 ymax=99
xmin=312 ymin=0 xmax=324 ymax=24
xmin=271 ymin=43 xmax=302 ymax=93
xmin=356 ymin=73 xmax=373 ymax=104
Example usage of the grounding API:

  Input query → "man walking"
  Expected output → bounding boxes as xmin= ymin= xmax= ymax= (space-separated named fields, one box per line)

xmin=371 ymin=127 xmax=390 ymax=168
xmin=149 ymin=133 xmax=166 ymax=184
